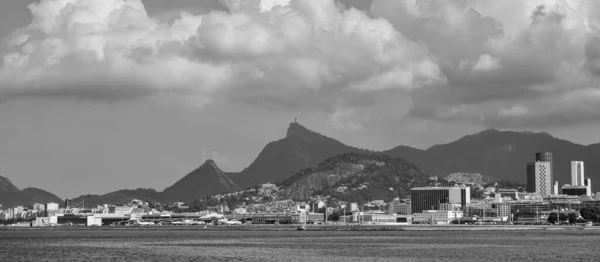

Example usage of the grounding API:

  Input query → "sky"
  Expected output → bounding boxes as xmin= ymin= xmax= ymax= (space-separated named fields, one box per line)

xmin=2 ymin=0 xmax=600 ymax=198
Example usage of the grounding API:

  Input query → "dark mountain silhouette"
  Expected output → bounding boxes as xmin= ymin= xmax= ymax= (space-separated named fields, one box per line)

xmin=9 ymin=124 xmax=600 ymax=206
xmin=0 ymin=175 xmax=19 ymax=194
xmin=161 ymin=159 xmax=240 ymax=203
xmin=69 ymin=188 xmax=162 ymax=208
xmin=231 ymin=122 xmax=370 ymax=189
xmin=0 ymin=176 xmax=63 ymax=208
xmin=383 ymin=129 xmax=597 ymax=190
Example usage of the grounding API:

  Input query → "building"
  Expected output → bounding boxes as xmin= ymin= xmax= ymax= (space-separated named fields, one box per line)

xmin=562 ymin=185 xmax=588 ymax=196
xmin=262 ymin=183 xmax=276 ymax=189
xmin=387 ymin=201 xmax=411 ymax=215
xmin=571 ymin=161 xmax=584 ymax=186
xmin=439 ymin=203 xmax=462 ymax=211
xmin=554 ymin=182 xmax=559 ymax=195
xmin=346 ymin=203 xmax=358 ymax=212
xmin=526 ymin=162 xmax=552 ymax=197
xmin=535 ymin=152 xmax=553 ymax=185
xmin=361 ymin=213 xmax=411 ymax=225
xmin=108 ymin=206 xmax=133 ymax=214
xmin=412 ymin=210 xmax=464 ymax=224
xmin=497 ymin=189 xmax=518 ymax=200
xmin=585 ymin=178 xmax=592 ymax=196
xmin=492 ymin=203 xmax=511 ymax=218
xmin=410 ymin=187 xmax=470 ymax=214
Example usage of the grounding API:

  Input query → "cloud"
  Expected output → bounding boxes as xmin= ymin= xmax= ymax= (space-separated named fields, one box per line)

xmin=472 ymin=54 xmax=502 ymax=72
xmin=3 ymin=0 xmax=600 ymax=131
xmin=368 ymin=0 xmax=600 ymax=128
xmin=0 ymin=0 xmax=442 ymax=112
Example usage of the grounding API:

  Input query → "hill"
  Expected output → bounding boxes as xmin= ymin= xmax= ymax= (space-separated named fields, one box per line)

xmin=231 ymin=122 xmax=370 ymax=189
xmin=192 ymin=153 xmax=430 ymax=210
xmin=0 ymin=186 xmax=62 ymax=208
xmin=161 ymin=160 xmax=240 ymax=203
xmin=68 ymin=188 xmax=162 ymax=208
xmin=279 ymin=153 xmax=430 ymax=202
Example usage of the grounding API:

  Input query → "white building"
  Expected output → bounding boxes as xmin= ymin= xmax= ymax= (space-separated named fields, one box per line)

xmin=46 ymin=203 xmax=59 ymax=211
xmin=527 ymin=162 xmax=552 ymax=197
xmin=571 ymin=161 xmax=585 ymax=186
xmin=585 ymin=178 xmax=592 ymax=197
xmin=413 ymin=210 xmax=463 ymax=225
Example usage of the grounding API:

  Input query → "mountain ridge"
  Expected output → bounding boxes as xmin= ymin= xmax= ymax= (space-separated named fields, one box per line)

xmin=6 ymin=124 xmax=600 ymax=208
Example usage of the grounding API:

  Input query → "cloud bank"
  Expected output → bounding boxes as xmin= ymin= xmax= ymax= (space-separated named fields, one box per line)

xmin=2 ymin=0 xmax=600 ymax=129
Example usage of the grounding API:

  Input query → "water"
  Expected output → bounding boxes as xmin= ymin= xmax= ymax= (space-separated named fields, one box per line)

xmin=1 ymin=228 xmax=599 ymax=261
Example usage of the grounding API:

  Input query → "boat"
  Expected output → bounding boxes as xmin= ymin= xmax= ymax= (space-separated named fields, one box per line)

xmin=297 ymin=225 xmax=306 ymax=231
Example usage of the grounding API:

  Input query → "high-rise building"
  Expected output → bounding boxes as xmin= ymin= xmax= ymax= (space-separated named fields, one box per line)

xmin=535 ymin=152 xmax=553 ymax=163
xmin=535 ymin=152 xmax=553 ymax=184
xmin=410 ymin=187 xmax=470 ymax=214
xmin=570 ymin=161 xmax=584 ymax=186
xmin=526 ymin=162 xmax=552 ymax=197
xmin=585 ymin=178 xmax=592 ymax=196
xmin=554 ymin=181 xmax=559 ymax=195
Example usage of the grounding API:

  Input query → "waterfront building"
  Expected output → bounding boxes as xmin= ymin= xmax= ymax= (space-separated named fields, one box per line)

xmin=410 ymin=186 xmax=470 ymax=214
xmin=526 ymin=162 xmax=552 ymax=197
xmin=387 ymin=201 xmax=411 ymax=215
xmin=412 ymin=210 xmax=463 ymax=224
xmin=571 ymin=161 xmax=584 ymax=186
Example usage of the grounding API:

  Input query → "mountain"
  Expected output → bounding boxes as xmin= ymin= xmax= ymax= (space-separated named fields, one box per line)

xmin=192 ymin=153 xmax=430 ymax=209
xmin=162 ymin=159 xmax=240 ymax=203
xmin=384 ymin=129 xmax=598 ymax=191
xmin=231 ymin=122 xmax=370 ymax=189
xmin=0 ymin=175 xmax=63 ymax=208
xmin=0 ymin=175 xmax=19 ymax=194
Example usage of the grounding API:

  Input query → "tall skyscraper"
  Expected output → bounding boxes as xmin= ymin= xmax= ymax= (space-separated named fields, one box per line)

xmin=570 ymin=161 xmax=584 ymax=186
xmin=526 ymin=162 xmax=552 ymax=197
xmin=535 ymin=152 xmax=553 ymax=184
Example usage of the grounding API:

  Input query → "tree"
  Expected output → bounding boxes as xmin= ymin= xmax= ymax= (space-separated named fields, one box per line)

xmin=568 ymin=213 xmax=577 ymax=224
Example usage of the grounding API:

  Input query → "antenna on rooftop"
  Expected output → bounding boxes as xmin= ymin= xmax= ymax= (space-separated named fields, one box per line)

xmin=294 ymin=117 xmax=298 ymax=123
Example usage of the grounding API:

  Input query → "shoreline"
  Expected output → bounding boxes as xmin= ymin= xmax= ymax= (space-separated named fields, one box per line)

xmin=2 ymin=224 xmax=599 ymax=231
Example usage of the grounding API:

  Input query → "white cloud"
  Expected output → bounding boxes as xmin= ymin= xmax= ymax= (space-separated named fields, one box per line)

xmin=0 ymin=0 xmax=442 ymax=111
xmin=472 ymin=54 xmax=502 ymax=71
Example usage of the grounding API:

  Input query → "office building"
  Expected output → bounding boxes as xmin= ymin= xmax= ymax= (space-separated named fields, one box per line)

xmin=410 ymin=187 xmax=470 ymax=214
xmin=526 ymin=162 xmax=552 ymax=197
xmin=554 ymin=181 xmax=559 ymax=195
xmin=535 ymin=152 xmax=553 ymax=183
xmin=585 ymin=178 xmax=592 ymax=196
xmin=387 ymin=201 xmax=411 ymax=215
xmin=561 ymin=185 xmax=588 ymax=196
xmin=571 ymin=161 xmax=584 ymax=186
